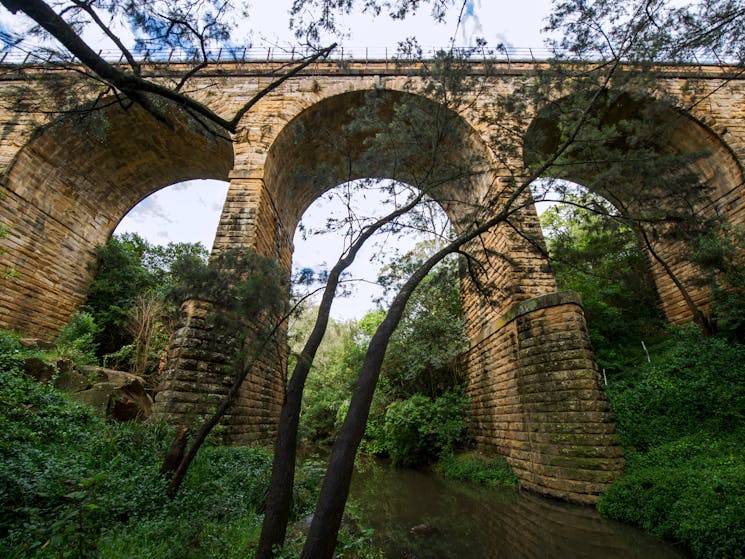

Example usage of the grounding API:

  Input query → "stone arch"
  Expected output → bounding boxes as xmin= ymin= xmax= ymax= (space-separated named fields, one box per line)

xmin=524 ymin=90 xmax=745 ymax=324
xmin=262 ymin=90 xmax=495 ymax=258
xmin=0 ymin=101 xmax=233 ymax=337
xmin=155 ymin=86 xmax=624 ymax=503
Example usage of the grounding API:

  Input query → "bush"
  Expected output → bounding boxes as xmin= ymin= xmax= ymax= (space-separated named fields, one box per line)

xmin=436 ymin=453 xmax=517 ymax=488
xmin=56 ymin=311 xmax=100 ymax=365
xmin=598 ymin=434 xmax=745 ymax=559
xmin=0 ymin=330 xmax=26 ymax=377
xmin=381 ymin=390 xmax=469 ymax=467
xmin=607 ymin=327 xmax=745 ymax=451
xmin=0 ymin=360 xmax=343 ymax=558
xmin=600 ymin=328 xmax=745 ymax=558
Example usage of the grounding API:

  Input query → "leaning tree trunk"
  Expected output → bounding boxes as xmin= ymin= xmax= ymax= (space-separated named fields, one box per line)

xmin=298 ymin=200 xmax=520 ymax=558
xmin=255 ymin=194 xmax=425 ymax=559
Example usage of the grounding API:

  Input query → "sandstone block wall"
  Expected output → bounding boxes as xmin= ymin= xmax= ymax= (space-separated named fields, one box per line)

xmin=1 ymin=62 xmax=743 ymax=337
xmin=151 ymin=299 xmax=285 ymax=444
xmin=466 ymin=291 xmax=624 ymax=503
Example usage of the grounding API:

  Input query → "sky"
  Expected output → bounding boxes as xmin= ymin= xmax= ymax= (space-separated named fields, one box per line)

xmin=1 ymin=0 xmax=556 ymax=321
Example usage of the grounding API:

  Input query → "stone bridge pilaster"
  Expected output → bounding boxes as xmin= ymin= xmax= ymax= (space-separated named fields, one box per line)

xmin=151 ymin=174 xmax=289 ymax=444
xmin=465 ymin=291 xmax=623 ymax=503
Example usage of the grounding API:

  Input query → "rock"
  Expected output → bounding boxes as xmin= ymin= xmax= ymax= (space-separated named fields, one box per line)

xmin=80 ymin=366 xmax=153 ymax=421
xmin=73 ymin=382 xmax=117 ymax=416
xmin=54 ymin=369 xmax=91 ymax=393
xmin=409 ymin=524 xmax=437 ymax=535
xmin=110 ymin=383 xmax=153 ymax=421
xmin=23 ymin=357 xmax=55 ymax=383
xmin=82 ymin=366 xmax=146 ymax=388
xmin=19 ymin=338 xmax=55 ymax=350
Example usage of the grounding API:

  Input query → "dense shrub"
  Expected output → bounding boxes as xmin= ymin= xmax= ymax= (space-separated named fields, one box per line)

xmin=0 ymin=366 xmax=168 ymax=557
xmin=380 ymin=390 xmax=469 ymax=467
xmin=598 ymin=434 xmax=745 ymax=559
xmin=55 ymin=310 xmax=101 ymax=365
xmin=600 ymin=328 xmax=745 ymax=558
xmin=436 ymin=453 xmax=517 ymax=488
xmin=0 ymin=330 xmax=27 ymax=376
xmin=607 ymin=327 xmax=745 ymax=451
xmin=0 ymin=353 xmax=367 ymax=558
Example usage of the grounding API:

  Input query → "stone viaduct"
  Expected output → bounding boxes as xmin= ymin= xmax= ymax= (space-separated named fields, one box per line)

xmin=0 ymin=58 xmax=743 ymax=504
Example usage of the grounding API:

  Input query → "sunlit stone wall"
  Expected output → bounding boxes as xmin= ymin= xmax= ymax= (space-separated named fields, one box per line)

xmin=1 ymin=61 xmax=742 ymax=500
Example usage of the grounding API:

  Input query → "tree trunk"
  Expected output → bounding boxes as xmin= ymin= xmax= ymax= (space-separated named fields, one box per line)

xmin=255 ymin=193 xmax=425 ymax=559
xmin=160 ymin=425 xmax=190 ymax=478
xmin=298 ymin=200 xmax=524 ymax=557
xmin=640 ymin=229 xmax=716 ymax=334
xmin=299 ymin=257 xmax=435 ymax=558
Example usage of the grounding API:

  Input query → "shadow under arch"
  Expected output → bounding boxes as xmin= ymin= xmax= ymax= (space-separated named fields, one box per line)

xmin=523 ymin=89 xmax=745 ymax=325
xmin=0 ymin=99 xmax=234 ymax=337
xmin=261 ymin=88 xmax=495 ymax=248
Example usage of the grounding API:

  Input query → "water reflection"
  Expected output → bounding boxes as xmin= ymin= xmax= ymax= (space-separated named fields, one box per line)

xmin=349 ymin=458 xmax=688 ymax=559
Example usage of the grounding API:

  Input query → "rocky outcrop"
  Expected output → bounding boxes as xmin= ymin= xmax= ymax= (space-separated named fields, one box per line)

xmin=22 ymin=357 xmax=153 ymax=421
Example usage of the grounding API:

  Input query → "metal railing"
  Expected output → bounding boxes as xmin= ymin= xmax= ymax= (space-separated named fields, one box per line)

xmin=0 ymin=44 xmax=557 ymax=66
xmin=0 ymin=42 xmax=736 ymax=67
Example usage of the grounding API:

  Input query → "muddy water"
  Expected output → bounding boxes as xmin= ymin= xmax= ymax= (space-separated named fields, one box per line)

xmin=349 ymin=458 xmax=688 ymax=559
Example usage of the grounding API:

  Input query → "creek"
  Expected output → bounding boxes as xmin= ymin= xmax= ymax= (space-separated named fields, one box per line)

xmin=348 ymin=457 xmax=689 ymax=559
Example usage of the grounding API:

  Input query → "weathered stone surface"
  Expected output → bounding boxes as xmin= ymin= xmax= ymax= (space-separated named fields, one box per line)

xmin=23 ymin=356 xmax=55 ymax=383
xmin=82 ymin=366 xmax=147 ymax=388
xmin=1 ymin=62 xmax=742 ymax=338
xmin=110 ymin=384 xmax=153 ymax=421
xmin=80 ymin=366 xmax=154 ymax=420
xmin=54 ymin=369 xmax=90 ymax=393
xmin=73 ymin=382 xmax=116 ymax=416
xmin=1 ymin=59 xmax=742 ymax=505
xmin=464 ymin=293 xmax=625 ymax=503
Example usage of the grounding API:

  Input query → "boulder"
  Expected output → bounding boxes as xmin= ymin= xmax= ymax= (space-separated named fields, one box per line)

xmin=410 ymin=524 xmax=437 ymax=535
xmin=82 ymin=366 xmax=146 ymax=388
xmin=23 ymin=357 xmax=55 ymax=383
xmin=73 ymin=382 xmax=116 ymax=416
xmin=81 ymin=366 xmax=153 ymax=420
xmin=54 ymin=369 xmax=91 ymax=393
xmin=110 ymin=383 xmax=153 ymax=421
xmin=19 ymin=338 xmax=56 ymax=350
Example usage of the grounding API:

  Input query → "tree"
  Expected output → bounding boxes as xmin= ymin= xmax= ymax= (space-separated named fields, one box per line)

xmin=255 ymin=185 xmax=432 ymax=558
xmin=376 ymin=243 xmax=467 ymax=399
xmin=289 ymin=0 xmax=743 ymax=65
xmin=299 ymin=180 xmax=540 ymax=558
xmin=546 ymin=0 xmax=744 ymax=64
xmin=1 ymin=0 xmax=336 ymax=133
xmin=290 ymin=307 xmax=361 ymax=443
xmin=85 ymin=233 xmax=207 ymax=358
